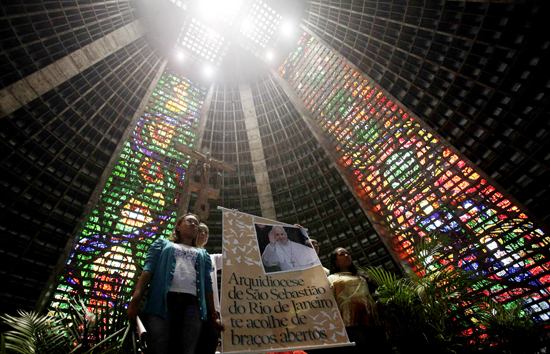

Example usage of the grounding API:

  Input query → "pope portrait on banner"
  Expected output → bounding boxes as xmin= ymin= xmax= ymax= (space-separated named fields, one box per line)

xmin=261 ymin=226 xmax=321 ymax=272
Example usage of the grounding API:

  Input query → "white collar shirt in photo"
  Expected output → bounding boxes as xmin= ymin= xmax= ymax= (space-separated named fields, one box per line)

xmin=262 ymin=240 xmax=321 ymax=271
xmin=169 ymin=243 xmax=199 ymax=295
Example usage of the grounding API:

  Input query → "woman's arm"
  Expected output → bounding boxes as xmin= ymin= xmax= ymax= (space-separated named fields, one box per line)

xmin=203 ymin=251 xmax=224 ymax=331
xmin=206 ymin=290 xmax=224 ymax=331
xmin=358 ymin=270 xmax=379 ymax=297
xmin=127 ymin=239 xmax=164 ymax=321
xmin=127 ymin=270 xmax=152 ymax=322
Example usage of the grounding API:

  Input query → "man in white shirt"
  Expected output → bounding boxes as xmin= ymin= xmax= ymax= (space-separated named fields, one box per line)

xmin=306 ymin=238 xmax=330 ymax=276
xmin=261 ymin=226 xmax=321 ymax=272
xmin=195 ymin=223 xmax=223 ymax=354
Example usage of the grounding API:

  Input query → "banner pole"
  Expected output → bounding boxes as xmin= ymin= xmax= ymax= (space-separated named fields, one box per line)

xmin=222 ymin=342 xmax=356 ymax=354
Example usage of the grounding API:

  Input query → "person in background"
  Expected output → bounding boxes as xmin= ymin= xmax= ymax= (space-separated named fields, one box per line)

xmin=127 ymin=213 xmax=223 ymax=354
xmin=195 ymin=222 xmax=223 ymax=354
xmin=292 ymin=224 xmax=329 ymax=276
xmin=306 ymin=238 xmax=330 ymax=276
xmin=327 ymin=247 xmax=390 ymax=354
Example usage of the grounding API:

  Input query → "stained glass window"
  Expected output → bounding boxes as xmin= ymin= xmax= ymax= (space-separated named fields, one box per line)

xmin=279 ymin=33 xmax=550 ymax=322
xmin=50 ymin=70 xmax=207 ymax=314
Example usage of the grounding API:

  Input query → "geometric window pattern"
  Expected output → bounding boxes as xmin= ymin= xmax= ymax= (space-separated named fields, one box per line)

xmin=50 ymin=70 xmax=206 ymax=314
xmin=195 ymin=84 xmax=263 ymax=254
xmin=279 ymin=33 xmax=550 ymax=323
xmin=168 ymin=0 xmax=187 ymax=10
xmin=180 ymin=18 xmax=226 ymax=64
xmin=240 ymin=0 xmax=282 ymax=49
xmin=251 ymin=74 xmax=398 ymax=272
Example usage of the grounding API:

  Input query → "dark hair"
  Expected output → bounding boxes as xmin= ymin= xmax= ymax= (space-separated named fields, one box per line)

xmin=196 ymin=222 xmax=209 ymax=249
xmin=170 ymin=213 xmax=200 ymax=244
xmin=329 ymin=247 xmax=358 ymax=275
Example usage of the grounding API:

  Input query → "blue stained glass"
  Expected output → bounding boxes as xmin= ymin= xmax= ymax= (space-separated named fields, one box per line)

xmin=50 ymin=71 xmax=207 ymax=315
xmin=278 ymin=31 xmax=550 ymax=322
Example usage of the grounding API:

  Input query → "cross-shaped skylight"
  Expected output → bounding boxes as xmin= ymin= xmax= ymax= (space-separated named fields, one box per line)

xmin=173 ymin=0 xmax=284 ymax=67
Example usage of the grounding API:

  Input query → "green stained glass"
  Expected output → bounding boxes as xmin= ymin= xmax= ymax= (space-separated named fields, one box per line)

xmin=279 ymin=32 xmax=550 ymax=322
xmin=51 ymin=70 xmax=207 ymax=314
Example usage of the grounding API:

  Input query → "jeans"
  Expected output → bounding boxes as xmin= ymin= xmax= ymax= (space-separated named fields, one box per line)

xmin=143 ymin=293 xmax=202 ymax=354
xmin=194 ymin=320 xmax=220 ymax=354
xmin=345 ymin=325 xmax=391 ymax=354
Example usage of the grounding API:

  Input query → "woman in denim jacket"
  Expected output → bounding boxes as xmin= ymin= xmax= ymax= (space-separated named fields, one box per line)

xmin=127 ymin=213 xmax=223 ymax=354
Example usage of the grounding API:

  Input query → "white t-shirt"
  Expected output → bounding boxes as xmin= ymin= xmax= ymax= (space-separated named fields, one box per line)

xmin=210 ymin=253 xmax=223 ymax=314
xmin=169 ymin=243 xmax=199 ymax=295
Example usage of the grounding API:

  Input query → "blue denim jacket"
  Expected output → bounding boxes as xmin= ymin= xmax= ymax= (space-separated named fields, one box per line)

xmin=142 ymin=238 xmax=213 ymax=320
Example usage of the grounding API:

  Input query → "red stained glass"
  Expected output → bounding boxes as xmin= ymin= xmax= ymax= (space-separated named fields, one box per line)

xmin=279 ymin=32 xmax=550 ymax=321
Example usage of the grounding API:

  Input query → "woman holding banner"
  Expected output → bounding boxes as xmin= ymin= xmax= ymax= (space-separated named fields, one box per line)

xmin=328 ymin=247 xmax=390 ymax=354
xmin=127 ymin=213 xmax=223 ymax=354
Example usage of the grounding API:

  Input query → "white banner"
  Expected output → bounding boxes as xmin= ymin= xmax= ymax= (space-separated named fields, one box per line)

xmin=219 ymin=207 xmax=353 ymax=353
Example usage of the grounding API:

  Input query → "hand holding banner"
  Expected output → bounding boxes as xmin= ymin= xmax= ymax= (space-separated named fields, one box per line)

xmin=219 ymin=207 xmax=353 ymax=353
xmin=136 ymin=316 xmax=147 ymax=345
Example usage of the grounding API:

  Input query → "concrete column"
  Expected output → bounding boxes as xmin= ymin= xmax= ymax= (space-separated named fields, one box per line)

xmin=239 ymin=83 xmax=277 ymax=220
xmin=1 ymin=20 xmax=146 ymax=117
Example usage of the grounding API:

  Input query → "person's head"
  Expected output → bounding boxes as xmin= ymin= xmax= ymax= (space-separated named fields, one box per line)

xmin=169 ymin=213 xmax=200 ymax=245
xmin=270 ymin=226 xmax=288 ymax=244
xmin=196 ymin=223 xmax=209 ymax=249
xmin=329 ymin=247 xmax=357 ymax=275
xmin=307 ymin=239 xmax=320 ymax=254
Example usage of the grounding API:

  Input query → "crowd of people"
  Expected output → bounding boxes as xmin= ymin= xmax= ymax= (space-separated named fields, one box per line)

xmin=127 ymin=213 xmax=390 ymax=354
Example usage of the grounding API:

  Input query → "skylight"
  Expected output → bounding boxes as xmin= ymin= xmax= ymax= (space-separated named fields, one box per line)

xmin=240 ymin=0 xmax=282 ymax=49
xmin=173 ymin=0 xmax=284 ymax=66
xmin=179 ymin=18 xmax=226 ymax=64
xmin=198 ymin=0 xmax=244 ymax=26
xmin=168 ymin=0 xmax=187 ymax=10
